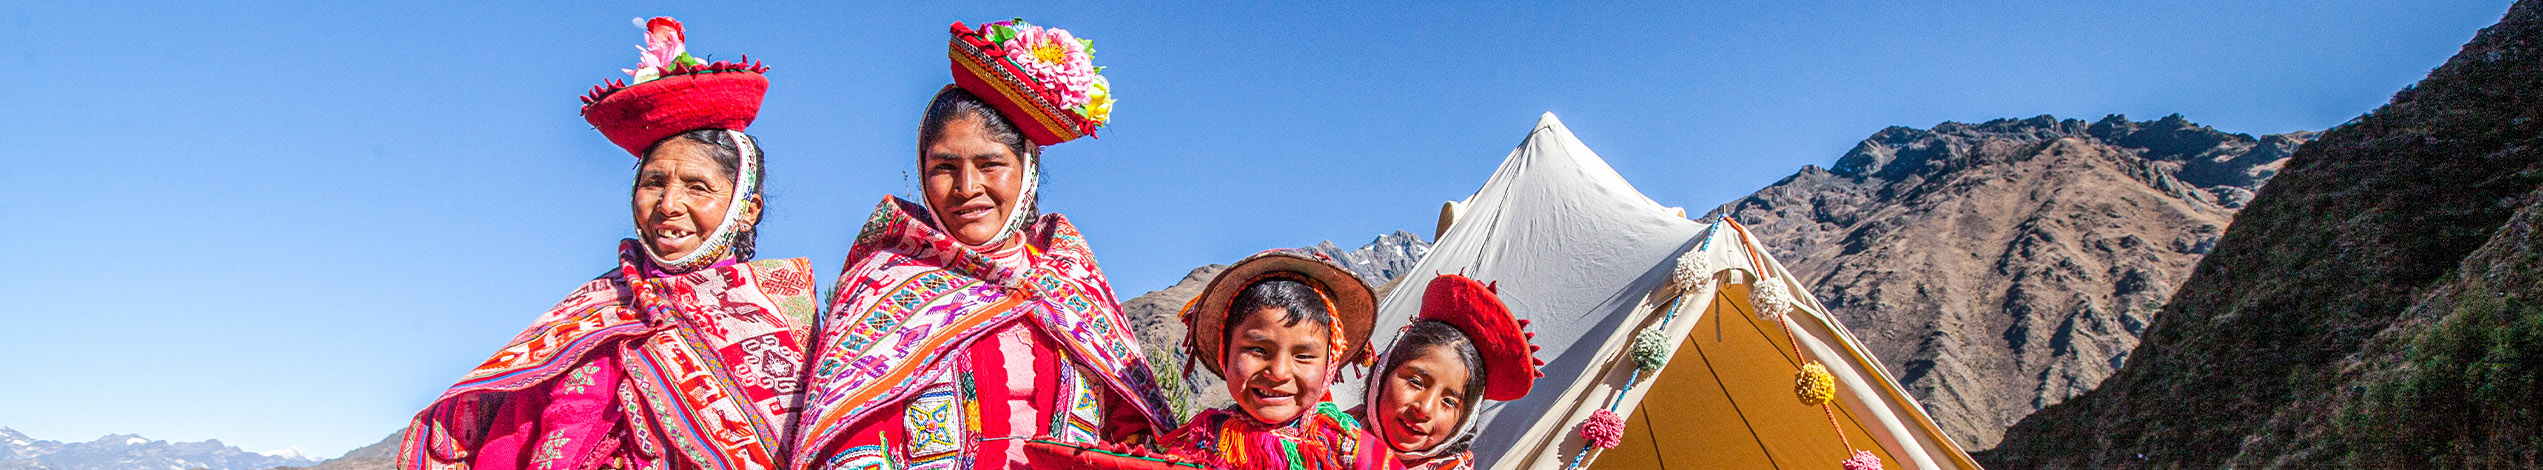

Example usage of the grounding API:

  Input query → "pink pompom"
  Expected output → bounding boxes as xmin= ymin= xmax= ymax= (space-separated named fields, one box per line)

xmin=1840 ymin=450 xmax=1883 ymax=470
xmin=1580 ymin=409 xmax=1627 ymax=449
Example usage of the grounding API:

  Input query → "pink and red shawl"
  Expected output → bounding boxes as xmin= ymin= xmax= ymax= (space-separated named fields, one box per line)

xmin=398 ymin=241 xmax=820 ymax=470
xmin=790 ymin=197 xmax=1176 ymax=470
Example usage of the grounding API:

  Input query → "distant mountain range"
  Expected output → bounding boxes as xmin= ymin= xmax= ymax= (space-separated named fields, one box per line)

xmin=1986 ymin=2 xmax=2543 ymax=466
xmin=0 ymin=428 xmax=318 ymax=470
xmin=1714 ymin=114 xmax=2313 ymax=449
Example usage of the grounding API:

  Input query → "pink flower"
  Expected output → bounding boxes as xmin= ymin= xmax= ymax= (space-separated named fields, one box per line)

xmin=1001 ymin=24 xmax=1096 ymax=106
xmin=628 ymin=17 xmax=686 ymax=79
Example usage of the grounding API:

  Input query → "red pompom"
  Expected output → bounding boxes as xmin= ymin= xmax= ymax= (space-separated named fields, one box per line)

xmin=1580 ymin=409 xmax=1626 ymax=449
xmin=1840 ymin=450 xmax=1884 ymax=470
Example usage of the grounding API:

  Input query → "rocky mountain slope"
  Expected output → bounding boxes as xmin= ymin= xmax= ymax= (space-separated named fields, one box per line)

xmin=0 ymin=428 xmax=318 ymax=470
xmin=1122 ymin=232 xmax=1432 ymax=418
xmin=1711 ymin=114 xmax=2313 ymax=450
xmin=1304 ymin=231 xmax=1433 ymax=287
xmin=1984 ymin=2 xmax=2543 ymax=467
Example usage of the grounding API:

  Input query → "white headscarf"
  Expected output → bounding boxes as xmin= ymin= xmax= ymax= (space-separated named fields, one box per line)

xmin=639 ymin=129 xmax=761 ymax=272
xmin=915 ymin=152 xmax=1037 ymax=250
xmin=1361 ymin=323 xmax=1489 ymax=462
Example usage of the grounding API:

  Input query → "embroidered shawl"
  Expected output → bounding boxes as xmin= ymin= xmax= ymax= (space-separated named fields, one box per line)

xmin=399 ymin=241 xmax=820 ymax=470
xmin=792 ymin=197 xmax=1175 ymax=470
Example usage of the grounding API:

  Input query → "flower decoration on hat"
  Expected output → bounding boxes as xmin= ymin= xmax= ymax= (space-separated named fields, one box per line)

xmin=1418 ymin=274 xmax=1546 ymax=401
xmin=580 ymin=16 xmax=771 ymax=157
xmin=950 ymin=18 xmax=1112 ymax=146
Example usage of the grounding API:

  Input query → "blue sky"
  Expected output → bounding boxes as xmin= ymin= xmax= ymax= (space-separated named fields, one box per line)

xmin=0 ymin=0 xmax=2512 ymax=458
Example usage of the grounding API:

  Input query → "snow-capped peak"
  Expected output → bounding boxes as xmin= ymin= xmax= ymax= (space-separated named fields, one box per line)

xmin=255 ymin=447 xmax=309 ymax=460
xmin=124 ymin=437 xmax=152 ymax=445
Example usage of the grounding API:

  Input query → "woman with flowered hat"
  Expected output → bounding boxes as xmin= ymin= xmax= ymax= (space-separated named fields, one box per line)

xmin=790 ymin=19 xmax=1164 ymax=470
xmin=1351 ymin=275 xmax=1544 ymax=470
xmin=398 ymin=17 xmax=816 ymax=470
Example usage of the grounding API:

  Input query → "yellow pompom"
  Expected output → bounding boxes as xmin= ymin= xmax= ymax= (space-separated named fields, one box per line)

xmin=1796 ymin=362 xmax=1837 ymax=406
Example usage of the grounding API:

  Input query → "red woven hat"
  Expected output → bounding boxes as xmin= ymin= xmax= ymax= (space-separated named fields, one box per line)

xmin=579 ymin=17 xmax=770 ymax=157
xmin=948 ymin=19 xmax=1112 ymax=146
xmin=1419 ymin=274 xmax=1544 ymax=401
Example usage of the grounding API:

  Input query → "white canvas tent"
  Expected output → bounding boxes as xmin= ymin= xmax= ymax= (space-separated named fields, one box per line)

xmin=1354 ymin=113 xmax=1976 ymax=469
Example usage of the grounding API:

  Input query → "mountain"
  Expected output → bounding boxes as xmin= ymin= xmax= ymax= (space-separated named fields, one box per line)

xmin=1711 ymin=114 xmax=2313 ymax=450
xmin=270 ymin=432 xmax=397 ymax=470
xmin=1984 ymin=2 xmax=2543 ymax=467
xmin=0 ymin=428 xmax=319 ymax=470
xmin=1122 ymin=232 xmax=1433 ymax=418
xmin=1303 ymin=231 xmax=1433 ymax=287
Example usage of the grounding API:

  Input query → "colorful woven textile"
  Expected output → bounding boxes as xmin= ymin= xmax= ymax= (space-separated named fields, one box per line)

xmin=791 ymin=197 xmax=1176 ymax=470
xmin=397 ymin=241 xmax=818 ymax=470
xmin=1157 ymin=403 xmax=1399 ymax=470
xmin=1341 ymin=406 xmax=1474 ymax=470
xmin=1399 ymin=451 xmax=1473 ymax=470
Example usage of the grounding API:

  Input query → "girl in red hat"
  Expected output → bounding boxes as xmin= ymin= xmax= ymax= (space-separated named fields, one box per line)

xmin=1353 ymin=275 xmax=1545 ymax=470
xmin=399 ymin=17 xmax=813 ymax=470
xmin=790 ymin=18 xmax=1172 ymax=470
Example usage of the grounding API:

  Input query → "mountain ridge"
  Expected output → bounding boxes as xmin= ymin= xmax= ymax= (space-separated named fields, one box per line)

xmin=1984 ymin=2 xmax=2543 ymax=466
xmin=0 ymin=428 xmax=319 ymax=470
xmin=1715 ymin=113 xmax=2311 ymax=449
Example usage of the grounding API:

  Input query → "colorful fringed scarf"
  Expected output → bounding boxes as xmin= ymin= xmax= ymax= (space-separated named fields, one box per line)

xmin=398 ymin=241 xmax=818 ymax=470
xmin=790 ymin=197 xmax=1176 ymax=470
xmin=1158 ymin=403 xmax=1399 ymax=470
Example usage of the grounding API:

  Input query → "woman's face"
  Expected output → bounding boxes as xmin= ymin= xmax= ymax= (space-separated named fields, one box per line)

xmin=1373 ymin=345 xmax=1473 ymax=454
xmin=1223 ymin=306 xmax=1334 ymax=425
xmin=632 ymin=138 xmax=755 ymax=262
xmin=921 ymin=116 xmax=1027 ymax=247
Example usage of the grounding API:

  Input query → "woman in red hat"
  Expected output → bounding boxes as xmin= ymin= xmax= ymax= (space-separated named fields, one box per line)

xmin=397 ymin=17 xmax=815 ymax=470
xmin=790 ymin=19 xmax=1169 ymax=470
xmin=1353 ymin=275 xmax=1545 ymax=470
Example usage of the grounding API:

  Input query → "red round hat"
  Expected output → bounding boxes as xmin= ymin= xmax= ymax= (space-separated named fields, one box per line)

xmin=947 ymin=19 xmax=1112 ymax=147
xmin=583 ymin=73 xmax=766 ymax=156
xmin=578 ymin=17 xmax=770 ymax=157
xmin=1419 ymin=274 xmax=1544 ymax=401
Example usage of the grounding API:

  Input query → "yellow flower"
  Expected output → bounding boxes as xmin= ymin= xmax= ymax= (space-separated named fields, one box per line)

xmin=1080 ymin=76 xmax=1113 ymax=124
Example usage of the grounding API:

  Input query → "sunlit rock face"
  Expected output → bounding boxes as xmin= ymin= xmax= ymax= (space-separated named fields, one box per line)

xmin=1713 ymin=114 xmax=2310 ymax=450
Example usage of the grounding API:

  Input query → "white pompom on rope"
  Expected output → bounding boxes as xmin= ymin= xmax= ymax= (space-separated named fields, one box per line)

xmin=1670 ymin=247 xmax=1712 ymax=294
xmin=1750 ymin=274 xmax=1796 ymax=321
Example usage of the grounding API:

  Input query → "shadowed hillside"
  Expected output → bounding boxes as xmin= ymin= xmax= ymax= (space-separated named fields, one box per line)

xmin=1985 ymin=2 xmax=2543 ymax=467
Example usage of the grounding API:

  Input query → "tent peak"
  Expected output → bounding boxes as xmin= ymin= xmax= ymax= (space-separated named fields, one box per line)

xmin=1535 ymin=112 xmax=1564 ymax=130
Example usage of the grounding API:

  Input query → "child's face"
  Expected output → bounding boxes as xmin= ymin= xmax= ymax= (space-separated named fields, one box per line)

xmin=1222 ymin=306 xmax=1334 ymax=424
xmin=1372 ymin=345 xmax=1472 ymax=453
